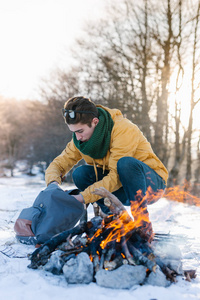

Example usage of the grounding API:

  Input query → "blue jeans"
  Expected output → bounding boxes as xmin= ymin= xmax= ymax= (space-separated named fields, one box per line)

xmin=72 ymin=157 xmax=166 ymax=214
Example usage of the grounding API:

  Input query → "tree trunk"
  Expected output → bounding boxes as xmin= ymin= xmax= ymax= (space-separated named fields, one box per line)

xmin=154 ymin=0 xmax=173 ymax=164
xmin=185 ymin=0 xmax=200 ymax=184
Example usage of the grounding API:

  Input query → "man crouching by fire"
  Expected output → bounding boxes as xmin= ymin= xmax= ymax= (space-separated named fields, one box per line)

xmin=45 ymin=96 xmax=168 ymax=243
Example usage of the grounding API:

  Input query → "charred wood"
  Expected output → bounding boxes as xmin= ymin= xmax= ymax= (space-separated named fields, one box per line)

xmin=99 ymin=248 xmax=106 ymax=270
xmin=104 ymin=254 xmax=128 ymax=271
xmin=86 ymin=216 xmax=103 ymax=238
xmin=121 ymin=236 xmax=136 ymax=266
xmin=127 ymin=241 xmax=157 ymax=272
xmin=28 ymin=222 xmax=87 ymax=269
xmin=103 ymin=241 xmax=117 ymax=267
xmin=60 ymin=246 xmax=86 ymax=257
xmin=155 ymin=257 xmax=177 ymax=282
xmin=184 ymin=269 xmax=197 ymax=282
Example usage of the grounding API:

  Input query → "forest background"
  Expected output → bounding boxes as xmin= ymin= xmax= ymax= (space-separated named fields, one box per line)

xmin=0 ymin=0 xmax=200 ymax=196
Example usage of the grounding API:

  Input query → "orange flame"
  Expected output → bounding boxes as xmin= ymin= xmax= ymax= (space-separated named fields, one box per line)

xmin=88 ymin=183 xmax=200 ymax=251
xmin=139 ymin=184 xmax=200 ymax=206
xmin=89 ymin=254 xmax=93 ymax=262
xmin=164 ymin=183 xmax=200 ymax=206
xmin=100 ymin=211 xmax=136 ymax=249
xmin=89 ymin=190 xmax=155 ymax=249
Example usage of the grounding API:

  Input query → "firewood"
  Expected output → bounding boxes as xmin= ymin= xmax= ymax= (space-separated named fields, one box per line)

xmin=92 ymin=187 xmax=126 ymax=215
xmin=163 ymin=266 xmax=177 ymax=282
xmin=99 ymin=248 xmax=106 ymax=270
xmin=72 ymin=235 xmax=88 ymax=248
xmin=92 ymin=188 xmax=136 ymax=234
xmin=127 ymin=241 xmax=157 ymax=272
xmin=86 ymin=216 xmax=103 ymax=238
xmin=184 ymin=270 xmax=197 ymax=282
xmin=104 ymin=197 xmax=118 ymax=214
xmin=92 ymin=202 xmax=100 ymax=217
xmin=56 ymin=234 xmax=74 ymax=251
xmin=121 ymin=236 xmax=136 ymax=266
xmin=87 ymin=226 xmax=104 ymax=274
xmin=153 ymin=233 xmax=187 ymax=242
xmin=155 ymin=257 xmax=177 ymax=282
xmin=93 ymin=254 xmax=100 ymax=273
xmin=104 ymin=254 xmax=128 ymax=271
xmin=60 ymin=247 xmax=85 ymax=257
xmin=119 ymin=220 xmax=136 ymax=265
xmin=103 ymin=241 xmax=116 ymax=266
xmin=28 ymin=222 xmax=87 ymax=269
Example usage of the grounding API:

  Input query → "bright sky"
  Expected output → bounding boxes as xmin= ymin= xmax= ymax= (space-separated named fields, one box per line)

xmin=0 ymin=0 xmax=105 ymax=100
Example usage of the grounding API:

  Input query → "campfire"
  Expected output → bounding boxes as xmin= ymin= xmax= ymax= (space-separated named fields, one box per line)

xmin=28 ymin=187 xmax=196 ymax=289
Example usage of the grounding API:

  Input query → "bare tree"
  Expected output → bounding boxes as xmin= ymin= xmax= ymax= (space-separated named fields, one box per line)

xmin=192 ymin=133 xmax=200 ymax=195
xmin=36 ymin=0 xmax=200 ymax=189
xmin=72 ymin=0 xmax=156 ymax=142
xmin=185 ymin=0 xmax=200 ymax=183
xmin=168 ymin=0 xmax=187 ymax=186
xmin=0 ymin=98 xmax=27 ymax=176
xmin=149 ymin=0 xmax=175 ymax=165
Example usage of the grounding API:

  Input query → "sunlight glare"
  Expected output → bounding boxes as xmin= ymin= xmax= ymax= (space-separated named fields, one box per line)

xmin=0 ymin=0 xmax=104 ymax=100
xmin=168 ymin=67 xmax=200 ymax=130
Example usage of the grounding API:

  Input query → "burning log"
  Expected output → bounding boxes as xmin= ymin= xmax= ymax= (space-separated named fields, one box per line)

xmin=127 ymin=241 xmax=156 ymax=272
xmin=93 ymin=187 xmax=154 ymax=243
xmin=121 ymin=235 xmax=136 ymax=266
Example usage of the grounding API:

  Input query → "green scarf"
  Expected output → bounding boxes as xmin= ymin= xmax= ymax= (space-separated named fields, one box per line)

xmin=73 ymin=107 xmax=114 ymax=159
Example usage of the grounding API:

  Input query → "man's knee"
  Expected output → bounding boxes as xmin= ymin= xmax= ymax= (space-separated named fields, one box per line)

xmin=72 ymin=165 xmax=96 ymax=191
xmin=117 ymin=157 xmax=142 ymax=175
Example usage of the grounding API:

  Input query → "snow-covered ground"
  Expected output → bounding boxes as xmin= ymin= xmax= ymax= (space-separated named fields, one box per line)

xmin=0 ymin=172 xmax=200 ymax=300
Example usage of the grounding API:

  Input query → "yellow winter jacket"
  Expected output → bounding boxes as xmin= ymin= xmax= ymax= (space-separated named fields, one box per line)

xmin=45 ymin=105 xmax=168 ymax=204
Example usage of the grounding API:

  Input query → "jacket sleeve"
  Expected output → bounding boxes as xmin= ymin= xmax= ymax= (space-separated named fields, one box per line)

xmin=45 ymin=140 xmax=82 ymax=185
xmin=81 ymin=120 xmax=140 ymax=204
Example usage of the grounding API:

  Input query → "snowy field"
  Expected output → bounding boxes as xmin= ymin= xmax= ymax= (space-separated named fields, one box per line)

xmin=0 ymin=172 xmax=200 ymax=300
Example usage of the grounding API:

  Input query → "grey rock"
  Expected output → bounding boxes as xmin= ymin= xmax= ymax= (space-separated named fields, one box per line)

xmin=145 ymin=266 xmax=170 ymax=287
xmin=63 ymin=252 xmax=94 ymax=284
xmin=44 ymin=250 xmax=65 ymax=275
xmin=95 ymin=264 xmax=147 ymax=289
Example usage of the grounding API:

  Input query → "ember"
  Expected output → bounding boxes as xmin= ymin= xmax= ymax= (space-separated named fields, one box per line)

xmin=28 ymin=187 xmax=196 ymax=289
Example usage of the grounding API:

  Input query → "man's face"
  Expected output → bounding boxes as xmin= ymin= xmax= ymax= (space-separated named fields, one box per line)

xmin=68 ymin=118 xmax=99 ymax=142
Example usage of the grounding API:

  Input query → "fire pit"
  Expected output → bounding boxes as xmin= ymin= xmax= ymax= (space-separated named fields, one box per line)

xmin=28 ymin=187 xmax=196 ymax=289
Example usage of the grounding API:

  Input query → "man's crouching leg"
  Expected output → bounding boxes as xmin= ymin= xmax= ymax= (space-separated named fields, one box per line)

xmin=117 ymin=157 xmax=156 ymax=242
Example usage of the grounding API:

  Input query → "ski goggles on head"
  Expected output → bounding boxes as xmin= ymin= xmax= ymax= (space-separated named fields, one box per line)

xmin=62 ymin=108 xmax=96 ymax=119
